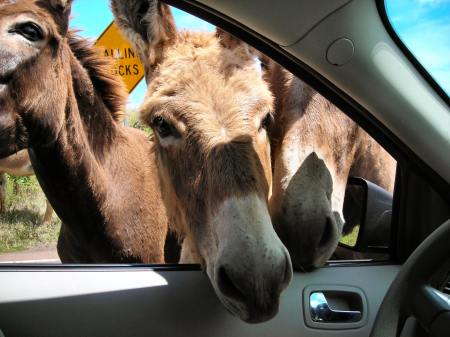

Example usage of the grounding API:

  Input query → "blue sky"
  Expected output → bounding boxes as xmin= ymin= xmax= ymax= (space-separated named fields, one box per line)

xmin=70 ymin=0 xmax=449 ymax=109
xmin=386 ymin=0 xmax=450 ymax=95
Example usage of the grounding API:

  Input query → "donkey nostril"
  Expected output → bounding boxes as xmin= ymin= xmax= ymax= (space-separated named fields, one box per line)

xmin=217 ymin=266 xmax=246 ymax=302
xmin=318 ymin=216 xmax=335 ymax=248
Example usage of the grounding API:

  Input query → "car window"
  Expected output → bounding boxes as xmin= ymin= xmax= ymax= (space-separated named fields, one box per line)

xmin=0 ymin=3 xmax=395 ymax=266
xmin=384 ymin=0 xmax=450 ymax=97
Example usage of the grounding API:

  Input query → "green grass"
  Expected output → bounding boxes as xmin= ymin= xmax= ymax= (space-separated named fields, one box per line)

xmin=0 ymin=175 xmax=60 ymax=253
xmin=125 ymin=110 xmax=153 ymax=135
xmin=339 ymin=225 xmax=360 ymax=247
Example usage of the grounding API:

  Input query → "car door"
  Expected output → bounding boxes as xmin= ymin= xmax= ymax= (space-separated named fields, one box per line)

xmin=1 ymin=1 xmax=449 ymax=337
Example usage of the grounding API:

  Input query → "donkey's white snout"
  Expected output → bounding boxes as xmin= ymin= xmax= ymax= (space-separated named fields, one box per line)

xmin=212 ymin=194 xmax=293 ymax=322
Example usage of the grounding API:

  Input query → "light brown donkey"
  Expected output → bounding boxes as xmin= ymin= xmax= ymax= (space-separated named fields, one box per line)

xmin=112 ymin=0 xmax=292 ymax=323
xmin=0 ymin=0 xmax=167 ymax=263
xmin=264 ymin=61 xmax=396 ymax=271
xmin=0 ymin=150 xmax=53 ymax=224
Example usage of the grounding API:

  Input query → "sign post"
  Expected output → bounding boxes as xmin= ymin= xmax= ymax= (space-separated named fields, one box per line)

xmin=95 ymin=22 xmax=144 ymax=93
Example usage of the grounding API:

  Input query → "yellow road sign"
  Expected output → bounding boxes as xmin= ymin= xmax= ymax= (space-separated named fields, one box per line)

xmin=95 ymin=22 xmax=144 ymax=93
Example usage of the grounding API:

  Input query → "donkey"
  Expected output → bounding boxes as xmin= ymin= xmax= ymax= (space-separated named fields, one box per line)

xmin=0 ymin=0 xmax=169 ymax=263
xmin=264 ymin=61 xmax=396 ymax=271
xmin=0 ymin=150 xmax=53 ymax=224
xmin=111 ymin=0 xmax=292 ymax=322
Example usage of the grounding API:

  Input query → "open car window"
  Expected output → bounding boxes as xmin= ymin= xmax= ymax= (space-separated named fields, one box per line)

xmin=0 ymin=2 xmax=396 ymax=267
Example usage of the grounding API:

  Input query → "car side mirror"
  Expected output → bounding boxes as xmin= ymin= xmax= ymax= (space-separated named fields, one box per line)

xmin=339 ymin=177 xmax=393 ymax=252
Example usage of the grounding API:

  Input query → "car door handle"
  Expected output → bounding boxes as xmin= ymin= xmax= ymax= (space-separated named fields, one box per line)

xmin=310 ymin=292 xmax=362 ymax=323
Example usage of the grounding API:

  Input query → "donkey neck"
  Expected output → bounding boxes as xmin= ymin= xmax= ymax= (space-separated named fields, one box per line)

xmin=70 ymin=53 xmax=121 ymax=157
xmin=54 ymin=35 xmax=128 ymax=162
xmin=28 ymin=49 xmax=126 ymax=232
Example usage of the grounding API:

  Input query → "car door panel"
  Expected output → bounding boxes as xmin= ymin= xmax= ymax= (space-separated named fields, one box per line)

xmin=0 ymin=265 xmax=398 ymax=337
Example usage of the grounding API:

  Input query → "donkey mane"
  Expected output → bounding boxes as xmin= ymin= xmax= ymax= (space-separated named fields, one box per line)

xmin=67 ymin=31 xmax=126 ymax=122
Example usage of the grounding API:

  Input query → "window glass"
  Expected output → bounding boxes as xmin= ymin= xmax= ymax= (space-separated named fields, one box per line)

xmin=385 ymin=0 xmax=450 ymax=96
xmin=0 ymin=3 xmax=393 ymax=267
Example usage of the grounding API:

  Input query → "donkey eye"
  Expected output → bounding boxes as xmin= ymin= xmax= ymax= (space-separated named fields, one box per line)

xmin=260 ymin=112 xmax=274 ymax=131
xmin=11 ymin=22 xmax=44 ymax=42
xmin=152 ymin=116 xmax=179 ymax=139
xmin=260 ymin=60 xmax=269 ymax=71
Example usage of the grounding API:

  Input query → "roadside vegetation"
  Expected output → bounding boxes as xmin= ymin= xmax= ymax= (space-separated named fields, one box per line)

xmin=126 ymin=109 xmax=153 ymax=135
xmin=339 ymin=225 xmax=359 ymax=247
xmin=0 ymin=175 xmax=60 ymax=253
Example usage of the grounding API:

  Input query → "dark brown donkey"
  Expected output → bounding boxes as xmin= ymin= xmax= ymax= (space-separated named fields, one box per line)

xmin=0 ymin=0 xmax=167 ymax=263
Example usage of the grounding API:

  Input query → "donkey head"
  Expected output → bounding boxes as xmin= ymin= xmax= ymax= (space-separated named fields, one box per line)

xmin=0 ymin=0 xmax=75 ymax=157
xmin=264 ymin=63 xmax=356 ymax=271
xmin=112 ymin=0 xmax=292 ymax=323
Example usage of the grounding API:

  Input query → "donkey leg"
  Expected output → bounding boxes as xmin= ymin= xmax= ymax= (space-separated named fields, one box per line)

xmin=179 ymin=237 xmax=202 ymax=264
xmin=0 ymin=173 xmax=6 ymax=213
xmin=41 ymin=199 xmax=53 ymax=225
xmin=164 ymin=230 xmax=181 ymax=263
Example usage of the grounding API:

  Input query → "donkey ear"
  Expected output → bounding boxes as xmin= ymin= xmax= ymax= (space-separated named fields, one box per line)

xmin=216 ymin=28 xmax=259 ymax=60
xmin=111 ymin=0 xmax=177 ymax=72
xmin=216 ymin=28 xmax=245 ymax=50
xmin=216 ymin=28 xmax=264 ymax=69
xmin=48 ymin=0 xmax=71 ymax=8
xmin=40 ymin=0 xmax=73 ymax=35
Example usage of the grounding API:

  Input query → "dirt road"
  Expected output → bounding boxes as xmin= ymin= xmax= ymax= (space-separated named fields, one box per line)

xmin=0 ymin=246 xmax=60 ymax=263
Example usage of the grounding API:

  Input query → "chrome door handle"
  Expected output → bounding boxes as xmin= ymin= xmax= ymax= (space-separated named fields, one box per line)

xmin=310 ymin=292 xmax=362 ymax=323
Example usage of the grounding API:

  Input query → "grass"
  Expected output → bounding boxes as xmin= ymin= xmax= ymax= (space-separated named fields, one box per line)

xmin=125 ymin=110 xmax=153 ymax=135
xmin=0 ymin=175 xmax=60 ymax=253
xmin=339 ymin=225 xmax=360 ymax=247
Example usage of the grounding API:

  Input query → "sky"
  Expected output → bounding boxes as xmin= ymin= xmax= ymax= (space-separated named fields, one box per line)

xmin=385 ymin=0 xmax=450 ymax=95
xmin=70 ymin=0 xmax=449 ymax=109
